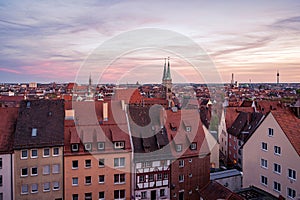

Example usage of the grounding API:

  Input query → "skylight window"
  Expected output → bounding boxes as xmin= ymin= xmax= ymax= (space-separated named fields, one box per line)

xmin=32 ymin=128 xmax=37 ymax=137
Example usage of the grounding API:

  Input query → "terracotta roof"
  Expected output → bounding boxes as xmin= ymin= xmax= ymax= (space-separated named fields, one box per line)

xmin=199 ymin=181 xmax=243 ymax=200
xmin=225 ymin=107 xmax=254 ymax=129
xmin=0 ymin=107 xmax=18 ymax=153
xmin=14 ymin=100 xmax=65 ymax=149
xmin=271 ymin=110 xmax=300 ymax=156
xmin=64 ymin=100 xmax=131 ymax=153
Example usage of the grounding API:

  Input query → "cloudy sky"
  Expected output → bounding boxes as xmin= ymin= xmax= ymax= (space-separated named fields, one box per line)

xmin=0 ymin=0 xmax=300 ymax=84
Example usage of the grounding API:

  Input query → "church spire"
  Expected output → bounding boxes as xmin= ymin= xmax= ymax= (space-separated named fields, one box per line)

xmin=162 ymin=58 xmax=167 ymax=81
xmin=166 ymin=57 xmax=171 ymax=80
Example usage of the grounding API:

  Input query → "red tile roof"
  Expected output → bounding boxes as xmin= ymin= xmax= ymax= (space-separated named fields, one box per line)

xmin=199 ymin=181 xmax=243 ymax=200
xmin=271 ymin=110 xmax=300 ymax=156
xmin=0 ymin=107 xmax=18 ymax=153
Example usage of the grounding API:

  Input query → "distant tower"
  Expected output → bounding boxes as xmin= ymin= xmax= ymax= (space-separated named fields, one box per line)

xmin=277 ymin=70 xmax=279 ymax=84
xmin=86 ymin=74 xmax=94 ymax=100
xmin=162 ymin=57 xmax=172 ymax=100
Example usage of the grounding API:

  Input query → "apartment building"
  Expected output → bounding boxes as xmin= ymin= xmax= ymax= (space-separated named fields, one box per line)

xmin=166 ymin=109 xmax=210 ymax=200
xmin=13 ymin=100 xmax=64 ymax=200
xmin=0 ymin=107 xmax=18 ymax=200
xmin=243 ymin=109 xmax=300 ymax=199
xmin=129 ymin=105 xmax=172 ymax=200
xmin=64 ymin=100 xmax=132 ymax=200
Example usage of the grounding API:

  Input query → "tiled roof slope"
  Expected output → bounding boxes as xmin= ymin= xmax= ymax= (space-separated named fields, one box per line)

xmin=200 ymin=181 xmax=243 ymax=200
xmin=272 ymin=110 xmax=300 ymax=156
xmin=14 ymin=100 xmax=64 ymax=149
xmin=0 ymin=107 xmax=18 ymax=153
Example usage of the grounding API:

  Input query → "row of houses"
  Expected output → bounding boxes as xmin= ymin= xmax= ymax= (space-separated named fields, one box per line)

xmin=0 ymin=97 xmax=225 ymax=200
xmin=218 ymin=99 xmax=300 ymax=199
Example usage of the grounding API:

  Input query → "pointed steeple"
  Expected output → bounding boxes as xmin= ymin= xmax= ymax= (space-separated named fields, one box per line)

xmin=166 ymin=57 xmax=172 ymax=80
xmin=162 ymin=58 xmax=167 ymax=81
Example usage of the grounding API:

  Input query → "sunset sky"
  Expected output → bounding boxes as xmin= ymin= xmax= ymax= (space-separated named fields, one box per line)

xmin=1 ymin=0 xmax=300 ymax=84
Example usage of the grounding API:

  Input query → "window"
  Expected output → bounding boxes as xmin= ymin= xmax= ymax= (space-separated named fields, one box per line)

xmin=261 ymin=159 xmax=268 ymax=169
xmin=85 ymin=176 xmax=91 ymax=185
xmin=99 ymin=175 xmax=105 ymax=183
xmin=0 ymin=193 xmax=2 ymax=200
xmin=97 ymin=142 xmax=105 ymax=150
xmin=114 ymin=174 xmax=125 ymax=184
xmin=179 ymin=160 xmax=184 ymax=167
xmin=21 ymin=168 xmax=28 ymax=177
xmin=43 ymin=148 xmax=50 ymax=157
xmin=52 ymin=164 xmax=60 ymax=174
xmin=72 ymin=160 xmax=78 ymax=169
xmin=262 ymin=142 xmax=268 ymax=151
xmin=287 ymin=187 xmax=296 ymax=199
xmin=273 ymin=181 xmax=281 ymax=192
xmin=179 ymin=174 xmax=184 ymax=182
xmin=190 ymin=142 xmax=197 ymax=150
xmin=157 ymin=173 xmax=162 ymax=180
xmin=84 ymin=143 xmax=92 ymax=151
xmin=43 ymin=182 xmax=50 ymax=192
xmin=114 ymin=141 xmax=125 ymax=149
xmin=71 ymin=144 xmax=79 ymax=152
xmin=31 ymin=149 xmax=38 ymax=158
xmin=176 ymin=144 xmax=182 ymax=152
xmin=72 ymin=194 xmax=78 ymax=200
xmin=288 ymin=169 xmax=296 ymax=180
xmin=141 ymin=191 xmax=147 ymax=199
xmin=189 ymin=173 xmax=193 ymax=178
xmin=53 ymin=147 xmax=59 ymax=156
xmin=160 ymin=189 xmax=165 ymax=197
xmin=43 ymin=165 xmax=50 ymax=175
xmin=31 ymin=183 xmax=38 ymax=193
xmin=114 ymin=157 xmax=125 ymax=168
xmin=53 ymin=181 xmax=59 ymax=190
xmin=99 ymin=191 xmax=105 ymax=200
xmin=85 ymin=160 xmax=91 ymax=168
xmin=99 ymin=159 xmax=105 ymax=167
xmin=149 ymin=174 xmax=154 ymax=181
xmin=268 ymin=128 xmax=274 ymax=136
xmin=142 ymin=161 xmax=152 ymax=168
xmin=274 ymin=163 xmax=281 ymax=174
xmin=85 ymin=193 xmax=92 ymax=200
xmin=274 ymin=146 xmax=281 ymax=155
xmin=32 ymin=128 xmax=37 ymax=137
xmin=0 ymin=176 xmax=2 ymax=186
xmin=21 ymin=150 xmax=28 ymax=159
xmin=186 ymin=126 xmax=191 ymax=132
xmin=114 ymin=189 xmax=125 ymax=200
xmin=164 ymin=173 xmax=168 ymax=180
xmin=72 ymin=177 xmax=78 ymax=186
xmin=31 ymin=167 xmax=38 ymax=176
xmin=0 ymin=158 xmax=2 ymax=169
xmin=21 ymin=184 xmax=28 ymax=194
xmin=139 ymin=175 xmax=145 ymax=183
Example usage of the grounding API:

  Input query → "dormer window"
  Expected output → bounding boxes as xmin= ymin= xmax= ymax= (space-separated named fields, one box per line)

xmin=97 ymin=142 xmax=105 ymax=151
xmin=31 ymin=128 xmax=37 ymax=137
xmin=190 ymin=142 xmax=197 ymax=150
xmin=114 ymin=141 xmax=125 ymax=150
xmin=71 ymin=144 xmax=79 ymax=152
xmin=84 ymin=143 xmax=92 ymax=151
xmin=176 ymin=144 xmax=182 ymax=152
xmin=186 ymin=126 xmax=191 ymax=132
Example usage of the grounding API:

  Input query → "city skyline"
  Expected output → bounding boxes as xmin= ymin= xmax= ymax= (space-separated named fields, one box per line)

xmin=1 ymin=1 xmax=300 ymax=84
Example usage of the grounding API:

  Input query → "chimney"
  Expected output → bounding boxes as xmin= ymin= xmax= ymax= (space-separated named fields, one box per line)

xmin=160 ymin=108 xmax=166 ymax=128
xmin=121 ymin=100 xmax=125 ymax=111
xmin=103 ymin=102 xmax=108 ymax=121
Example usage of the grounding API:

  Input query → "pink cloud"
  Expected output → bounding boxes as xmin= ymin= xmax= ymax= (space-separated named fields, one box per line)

xmin=0 ymin=67 xmax=22 ymax=74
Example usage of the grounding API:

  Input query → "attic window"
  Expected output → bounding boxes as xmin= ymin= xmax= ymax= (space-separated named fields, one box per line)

xmin=170 ymin=123 xmax=177 ymax=131
xmin=114 ymin=141 xmax=125 ymax=149
xmin=84 ymin=143 xmax=92 ymax=151
xmin=97 ymin=142 xmax=105 ymax=151
xmin=186 ymin=126 xmax=191 ymax=132
xmin=176 ymin=144 xmax=182 ymax=152
xmin=31 ymin=128 xmax=37 ymax=137
xmin=71 ymin=144 xmax=79 ymax=152
xmin=26 ymin=102 xmax=31 ymax=108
